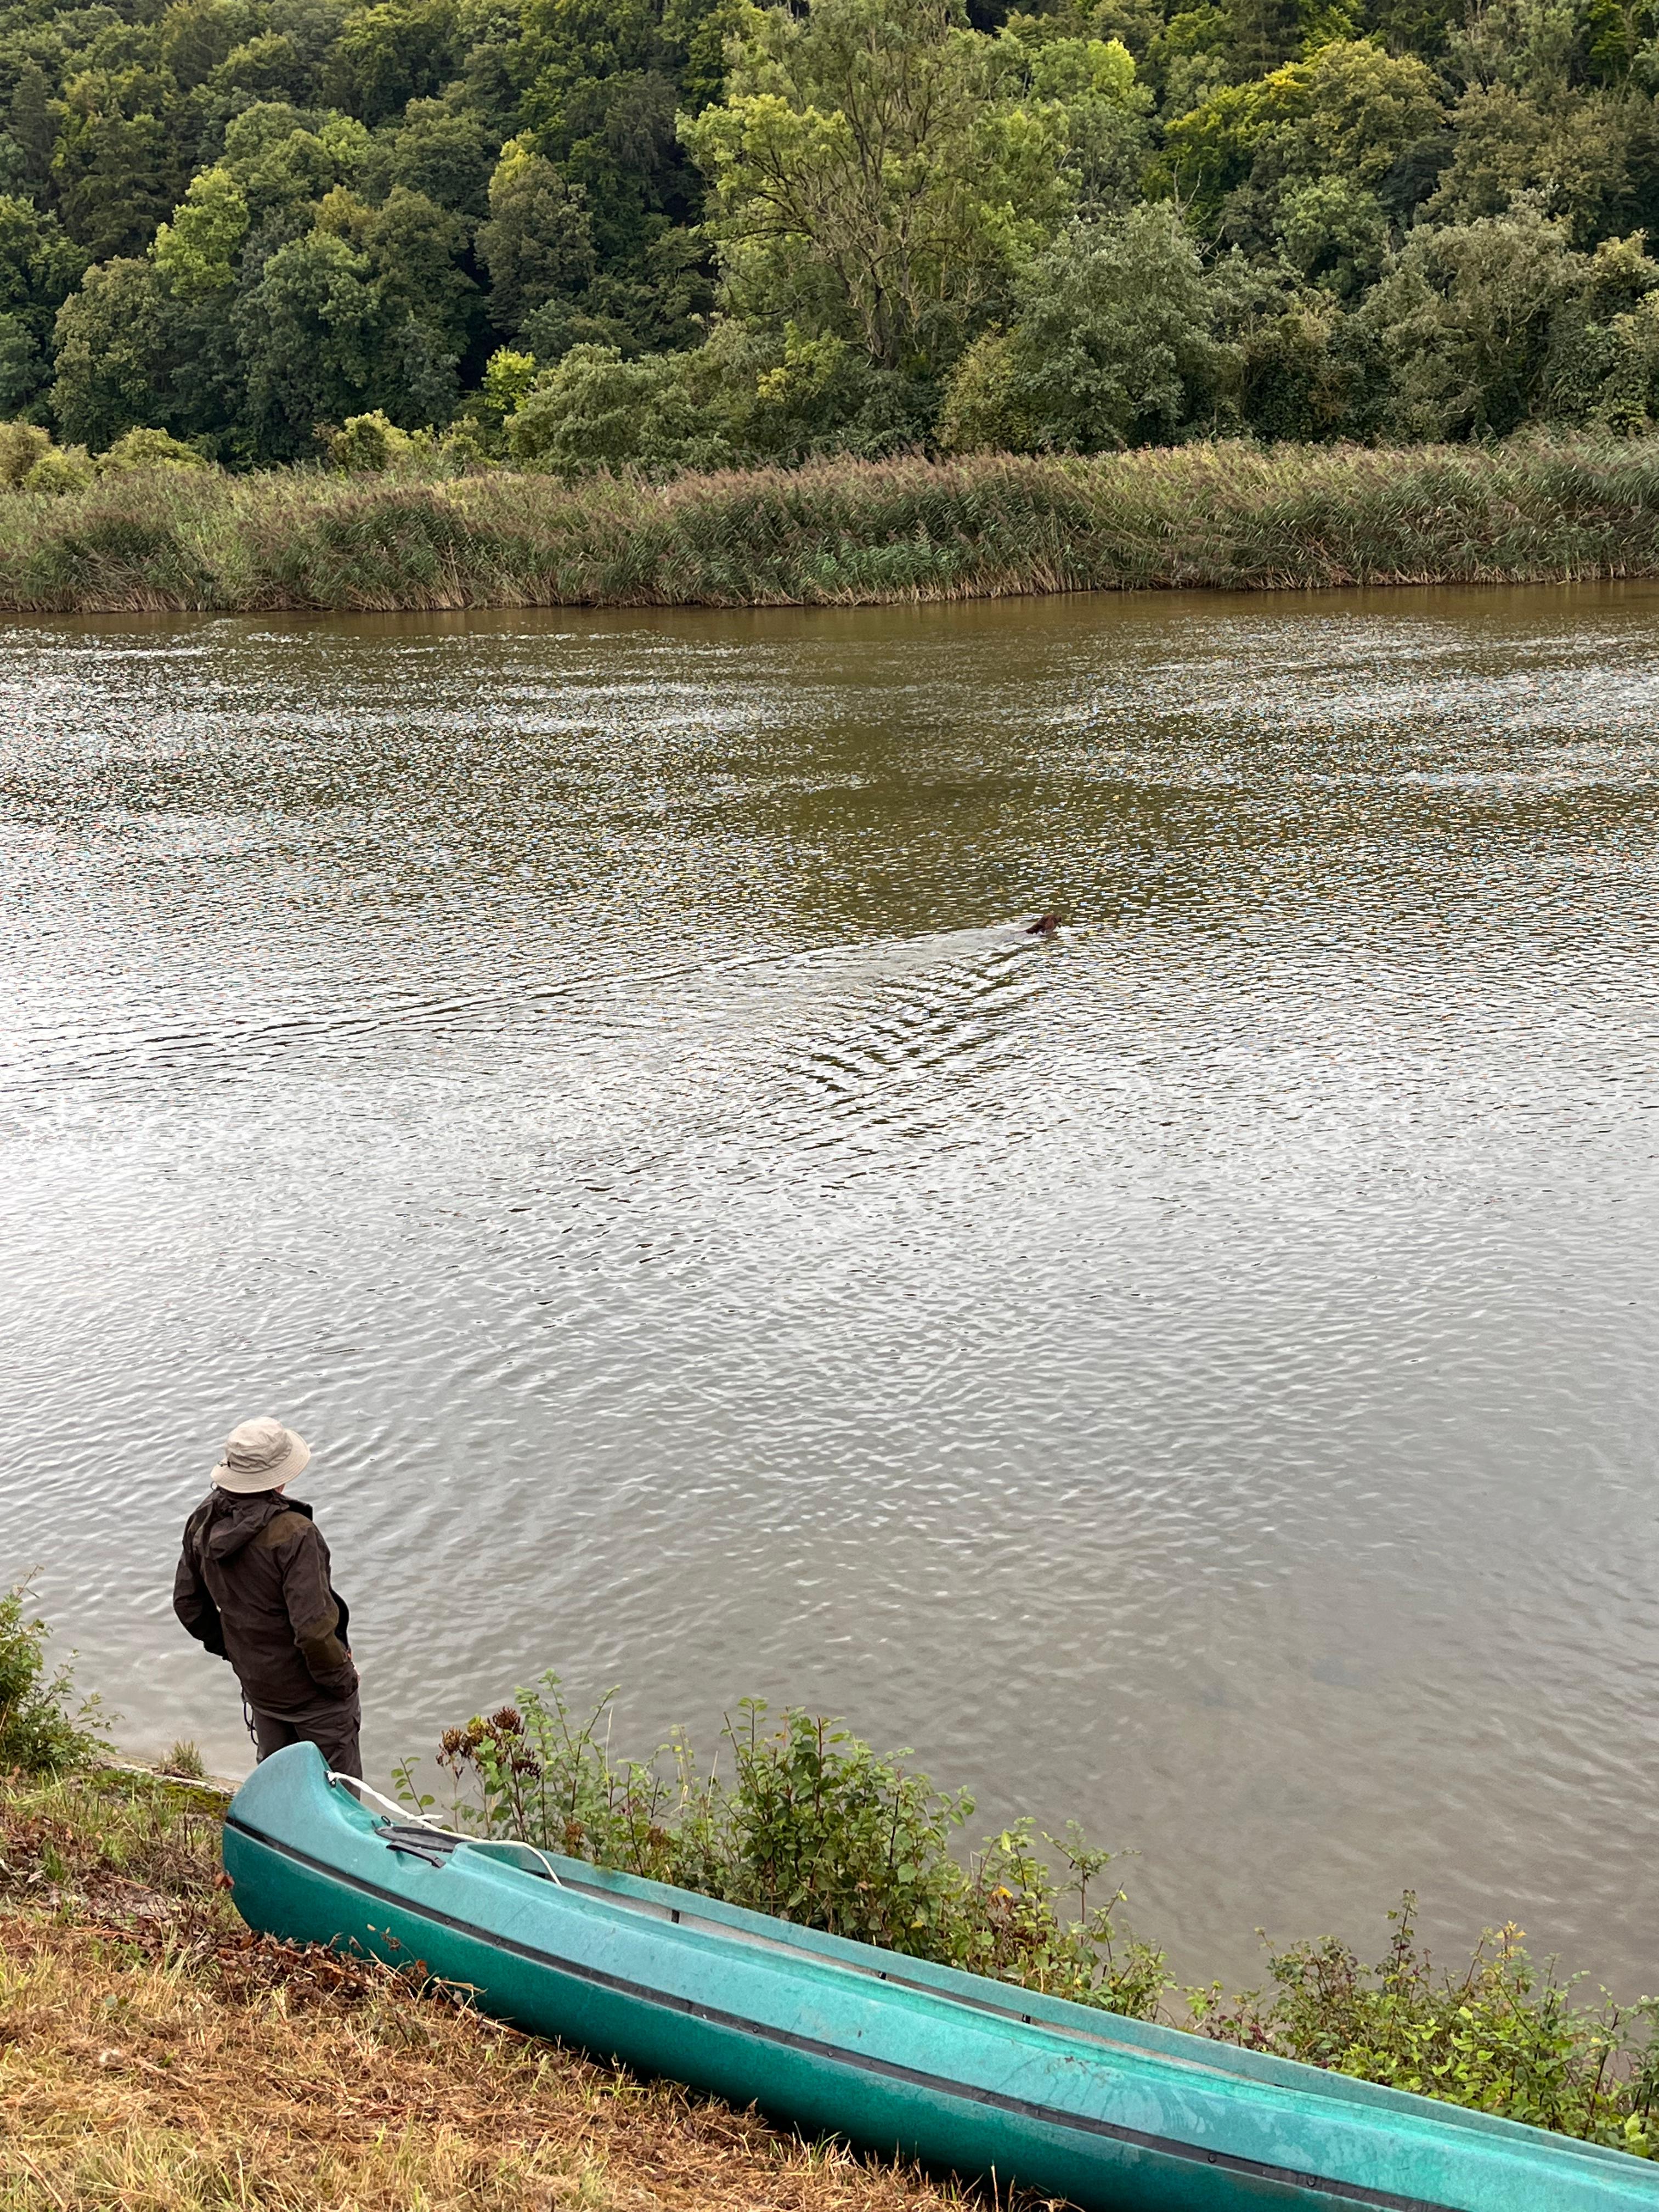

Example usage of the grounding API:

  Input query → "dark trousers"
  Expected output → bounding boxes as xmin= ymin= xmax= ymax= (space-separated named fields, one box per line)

xmin=251 ymin=1694 xmax=363 ymax=1779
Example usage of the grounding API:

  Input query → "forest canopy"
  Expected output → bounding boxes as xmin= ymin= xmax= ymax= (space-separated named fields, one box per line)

xmin=5 ymin=0 xmax=1659 ymax=476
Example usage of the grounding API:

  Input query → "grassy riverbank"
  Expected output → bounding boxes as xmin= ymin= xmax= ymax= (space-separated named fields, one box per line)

xmin=4 ymin=1594 xmax=1657 ymax=2200
xmin=0 ymin=1765 xmax=957 ymax=2212
xmin=4 ymin=438 xmax=1659 ymax=615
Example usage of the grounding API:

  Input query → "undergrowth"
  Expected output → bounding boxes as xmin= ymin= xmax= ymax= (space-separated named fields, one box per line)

xmin=1190 ymin=1899 xmax=1659 ymax=2155
xmin=402 ymin=1686 xmax=1165 ymax=2017
xmin=403 ymin=1677 xmax=1659 ymax=2154
xmin=0 ymin=1579 xmax=107 ymax=1774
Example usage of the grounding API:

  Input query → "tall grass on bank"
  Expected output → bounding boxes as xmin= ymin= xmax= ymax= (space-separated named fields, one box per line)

xmin=3 ymin=438 xmax=1659 ymax=613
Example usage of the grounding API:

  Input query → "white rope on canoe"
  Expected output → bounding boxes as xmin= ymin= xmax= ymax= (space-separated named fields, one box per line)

xmin=325 ymin=1769 xmax=562 ymax=1885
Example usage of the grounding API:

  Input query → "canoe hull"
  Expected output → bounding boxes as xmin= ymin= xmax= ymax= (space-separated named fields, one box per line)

xmin=225 ymin=1818 xmax=1319 ymax=2209
xmin=223 ymin=1748 xmax=1659 ymax=2212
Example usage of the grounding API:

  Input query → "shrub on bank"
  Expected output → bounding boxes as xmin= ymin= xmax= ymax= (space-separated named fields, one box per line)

xmin=0 ymin=420 xmax=216 ymax=495
xmin=410 ymin=1683 xmax=1166 ymax=2017
xmin=1190 ymin=1904 xmax=1659 ymax=2155
xmin=408 ymin=1676 xmax=1659 ymax=2153
xmin=0 ymin=1582 xmax=105 ymax=1773
xmin=0 ymin=420 xmax=50 ymax=487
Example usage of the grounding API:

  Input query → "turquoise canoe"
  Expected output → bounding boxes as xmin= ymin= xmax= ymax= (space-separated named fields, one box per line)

xmin=225 ymin=1747 xmax=1659 ymax=2211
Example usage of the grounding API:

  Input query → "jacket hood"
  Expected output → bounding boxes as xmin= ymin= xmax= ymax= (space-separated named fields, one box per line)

xmin=200 ymin=1487 xmax=313 ymax=1562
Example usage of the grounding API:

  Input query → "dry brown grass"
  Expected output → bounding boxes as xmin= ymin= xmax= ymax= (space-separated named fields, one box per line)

xmin=0 ymin=1772 xmax=970 ymax=2212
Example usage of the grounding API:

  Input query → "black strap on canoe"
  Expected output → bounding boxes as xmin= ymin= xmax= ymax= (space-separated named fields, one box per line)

xmin=376 ymin=1821 xmax=463 ymax=1868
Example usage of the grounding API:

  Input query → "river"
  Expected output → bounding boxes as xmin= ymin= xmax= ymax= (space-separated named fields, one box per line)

xmin=3 ymin=584 xmax=1657 ymax=1997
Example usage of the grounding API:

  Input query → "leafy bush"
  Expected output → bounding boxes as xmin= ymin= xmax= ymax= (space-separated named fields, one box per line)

xmin=403 ymin=1681 xmax=1167 ymax=2018
xmin=21 ymin=443 xmax=94 ymax=495
xmin=326 ymin=409 xmax=416 ymax=472
xmin=939 ymin=207 xmax=1224 ymax=453
xmin=505 ymin=346 xmax=708 ymax=475
xmin=0 ymin=421 xmax=52 ymax=488
xmin=407 ymin=1675 xmax=1659 ymax=2149
xmin=0 ymin=1583 xmax=105 ymax=1773
xmin=1187 ymin=1896 xmax=1659 ymax=2154
xmin=1361 ymin=202 xmax=1621 ymax=440
xmin=99 ymin=427 xmax=213 ymax=473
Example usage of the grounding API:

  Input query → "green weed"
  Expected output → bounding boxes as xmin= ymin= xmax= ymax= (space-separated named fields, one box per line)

xmin=405 ymin=1683 xmax=1166 ymax=2019
xmin=1187 ymin=1895 xmax=1659 ymax=2154
xmin=0 ymin=1581 xmax=106 ymax=1775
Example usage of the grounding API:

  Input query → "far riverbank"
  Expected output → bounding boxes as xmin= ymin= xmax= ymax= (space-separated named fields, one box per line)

xmin=3 ymin=438 xmax=1659 ymax=614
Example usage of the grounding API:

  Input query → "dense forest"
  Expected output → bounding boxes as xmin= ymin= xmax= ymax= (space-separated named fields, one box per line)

xmin=3 ymin=0 xmax=1659 ymax=477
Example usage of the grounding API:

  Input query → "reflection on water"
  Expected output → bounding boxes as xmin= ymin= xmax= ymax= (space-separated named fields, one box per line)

xmin=4 ymin=586 xmax=1658 ymax=1995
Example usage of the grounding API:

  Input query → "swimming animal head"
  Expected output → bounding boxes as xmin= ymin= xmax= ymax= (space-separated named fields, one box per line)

xmin=1026 ymin=913 xmax=1064 ymax=938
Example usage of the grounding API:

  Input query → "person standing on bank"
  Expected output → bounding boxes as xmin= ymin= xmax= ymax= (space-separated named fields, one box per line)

xmin=173 ymin=1417 xmax=361 ymax=1779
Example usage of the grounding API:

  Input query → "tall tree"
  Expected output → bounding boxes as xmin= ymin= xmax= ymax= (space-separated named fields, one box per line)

xmin=683 ymin=0 xmax=1072 ymax=371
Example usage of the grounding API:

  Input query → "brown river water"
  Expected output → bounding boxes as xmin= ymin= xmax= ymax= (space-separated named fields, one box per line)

xmin=3 ymin=585 xmax=1657 ymax=1996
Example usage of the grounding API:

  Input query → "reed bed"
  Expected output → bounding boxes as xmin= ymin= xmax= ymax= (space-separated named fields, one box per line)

xmin=1 ymin=438 xmax=1657 ymax=614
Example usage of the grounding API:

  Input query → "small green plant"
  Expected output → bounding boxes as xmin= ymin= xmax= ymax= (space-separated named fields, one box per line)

xmin=325 ymin=411 xmax=416 ymax=473
xmin=413 ymin=1679 xmax=1167 ymax=2019
xmin=1186 ymin=1895 xmax=1659 ymax=2153
xmin=0 ymin=1581 xmax=106 ymax=1774
xmin=165 ymin=1739 xmax=207 ymax=1779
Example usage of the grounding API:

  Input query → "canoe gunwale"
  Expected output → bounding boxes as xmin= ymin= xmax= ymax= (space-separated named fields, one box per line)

xmin=224 ymin=1807 xmax=1458 ymax=2212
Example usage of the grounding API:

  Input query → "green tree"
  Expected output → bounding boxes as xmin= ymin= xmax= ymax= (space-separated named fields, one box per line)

xmin=150 ymin=166 xmax=250 ymax=297
xmin=160 ymin=0 xmax=263 ymax=91
xmin=1426 ymin=84 xmax=1635 ymax=245
xmin=1276 ymin=174 xmax=1386 ymax=295
xmin=321 ymin=0 xmax=462 ymax=123
xmin=476 ymin=134 xmax=597 ymax=331
xmin=0 ymin=195 xmax=87 ymax=407
xmin=1157 ymin=38 xmax=1443 ymax=240
xmin=6 ymin=63 xmax=57 ymax=194
xmin=201 ymin=32 xmax=317 ymax=109
xmin=219 ymin=105 xmax=385 ymax=225
xmin=939 ymin=202 xmax=1222 ymax=449
xmin=387 ymin=95 xmax=496 ymax=216
xmin=233 ymin=226 xmax=457 ymax=453
xmin=984 ymin=20 xmax=1153 ymax=214
xmin=50 ymin=257 xmax=176 ymax=447
xmin=361 ymin=184 xmax=477 ymax=349
xmin=684 ymin=0 xmax=1073 ymax=372
xmin=1361 ymin=200 xmax=1592 ymax=436
xmin=517 ymin=0 xmax=707 ymax=273
xmin=53 ymin=71 xmax=190 ymax=261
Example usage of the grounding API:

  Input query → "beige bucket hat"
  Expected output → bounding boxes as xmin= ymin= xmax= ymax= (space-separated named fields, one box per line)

xmin=211 ymin=1416 xmax=312 ymax=1494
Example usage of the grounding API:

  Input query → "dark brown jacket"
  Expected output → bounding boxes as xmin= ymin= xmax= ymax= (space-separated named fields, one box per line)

xmin=173 ymin=1490 xmax=357 ymax=1714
